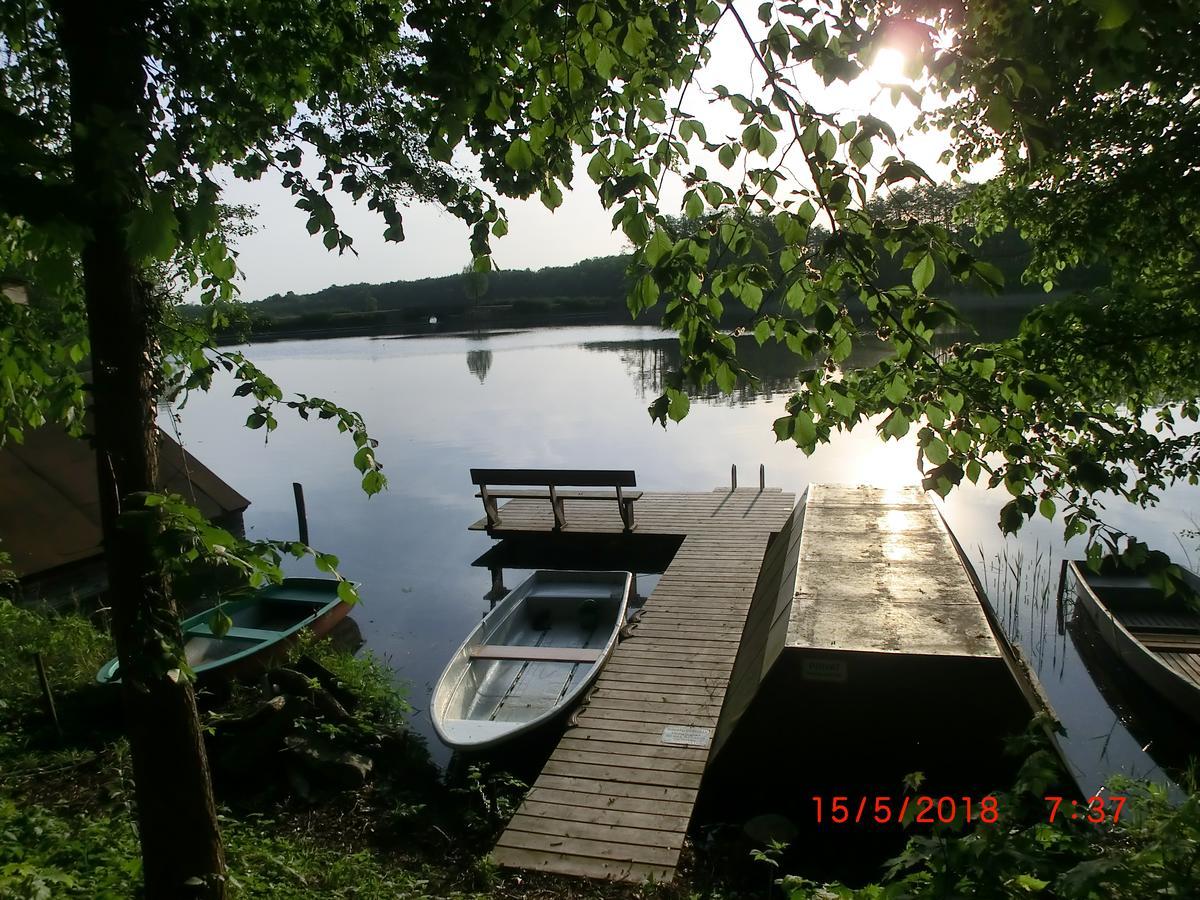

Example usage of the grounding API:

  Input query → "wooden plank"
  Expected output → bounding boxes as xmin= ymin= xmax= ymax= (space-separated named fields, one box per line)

xmin=591 ymin=678 xmax=723 ymax=697
xmin=549 ymin=747 xmax=707 ymax=775
xmin=517 ymin=799 xmax=690 ymax=832
xmin=488 ymin=846 xmax=673 ymax=883
xmin=565 ymin=718 xmax=692 ymax=737
xmin=527 ymin=786 xmax=696 ymax=818
xmin=470 ymin=467 xmax=637 ymax=487
xmin=532 ymin=773 xmax=698 ymax=803
xmin=503 ymin=814 xmax=686 ymax=851
xmin=540 ymin=759 xmax=702 ymax=789
xmin=557 ymin=736 xmax=709 ymax=761
xmin=592 ymin=687 xmax=723 ymax=705
xmin=1160 ymin=652 xmax=1200 ymax=684
xmin=495 ymin=826 xmax=680 ymax=866
xmin=467 ymin=645 xmax=603 ymax=663
xmin=477 ymin=489 xmax=643 ymax=501
xmin=580 ymin=697 xmax=721 ymax=719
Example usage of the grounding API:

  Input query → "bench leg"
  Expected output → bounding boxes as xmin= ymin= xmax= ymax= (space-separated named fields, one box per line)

xmin=549 ymin=485 xmax=566 ymax=530
xmin=621 ymin=499 xmax=636 ymax=531
xmin=482 ymin=496 xmax=500 ymax=527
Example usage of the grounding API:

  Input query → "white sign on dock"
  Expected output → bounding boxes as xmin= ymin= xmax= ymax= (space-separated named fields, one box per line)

xmin=661 ymin=725 xmax=713 ymax=748
xmin=802 ymin=658 xmax=848 ymax=683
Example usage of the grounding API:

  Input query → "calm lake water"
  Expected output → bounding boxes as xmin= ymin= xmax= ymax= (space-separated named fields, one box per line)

xmin=168 ymin=324 xmax=1199 ymax=791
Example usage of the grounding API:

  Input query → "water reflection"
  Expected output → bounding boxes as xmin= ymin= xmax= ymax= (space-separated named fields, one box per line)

xmin=170 ymin=321 xmax=1197 ymax=780
xmin=584 ymin=306 xmax=1030 ymax=407
xmin=465 ymin=348 xmax=493 ymax=383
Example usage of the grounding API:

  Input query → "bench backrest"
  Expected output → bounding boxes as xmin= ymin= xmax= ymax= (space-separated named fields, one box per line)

xmin=470 ymin=468 xmax=636 ymax=488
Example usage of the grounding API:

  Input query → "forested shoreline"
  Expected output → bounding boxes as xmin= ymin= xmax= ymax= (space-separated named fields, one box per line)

xmin=230 ymin=188 xmax=1106 ymax=340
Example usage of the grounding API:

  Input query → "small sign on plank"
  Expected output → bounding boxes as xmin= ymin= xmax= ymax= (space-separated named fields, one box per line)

xmin=802 ymin=657 xmax=848 ymax=683
xmin=661 ymin=725 xmax=713 ymax=748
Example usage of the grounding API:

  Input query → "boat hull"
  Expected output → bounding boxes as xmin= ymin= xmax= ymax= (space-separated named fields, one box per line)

xmin=1068 ymin=560 xmax=1200 ymax=725
xmin=432 ymin=570 xmax=632 ymax=750
xmin=96 ymin=577 xmax=351 ymax=685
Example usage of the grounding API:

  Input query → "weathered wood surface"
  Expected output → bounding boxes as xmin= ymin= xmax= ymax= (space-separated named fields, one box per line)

xmin=487 ymin=487 xmax=795 ymax=883
xmin=786 ymin=484 xmax=1000 ymax=658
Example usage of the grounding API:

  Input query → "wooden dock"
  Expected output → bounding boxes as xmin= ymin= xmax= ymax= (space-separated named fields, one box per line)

xmin=473 ymin=486 xmax=795 ymax=882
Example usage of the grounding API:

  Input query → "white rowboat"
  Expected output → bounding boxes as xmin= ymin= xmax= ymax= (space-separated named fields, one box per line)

xmin=432 ymin=570 xmax=632 ymax=750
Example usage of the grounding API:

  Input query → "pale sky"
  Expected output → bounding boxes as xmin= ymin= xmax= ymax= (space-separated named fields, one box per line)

xmin=219 ymin=5 xmax=989 ymax=302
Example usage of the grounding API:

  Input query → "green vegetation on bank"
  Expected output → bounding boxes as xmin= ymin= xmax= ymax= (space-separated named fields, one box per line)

xmin=3 ymin=600 xmax=1200 ymax=899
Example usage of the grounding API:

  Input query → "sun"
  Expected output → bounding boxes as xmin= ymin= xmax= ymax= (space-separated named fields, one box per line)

xmin=870 ymin=46 xmax=908 ymax=85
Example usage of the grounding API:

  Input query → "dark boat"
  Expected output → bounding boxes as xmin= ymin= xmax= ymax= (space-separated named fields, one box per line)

xmin=1067 ymin=560 xmax=1200 ymax=724
xmin=96 ymin=577 xmax=351 ymax=684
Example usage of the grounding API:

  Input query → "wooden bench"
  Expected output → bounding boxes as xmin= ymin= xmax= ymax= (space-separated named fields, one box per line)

xmin=470 ymin=468 xmax=641 ymax=532
xmin=467 ymin=645 xmax=604 ymax=663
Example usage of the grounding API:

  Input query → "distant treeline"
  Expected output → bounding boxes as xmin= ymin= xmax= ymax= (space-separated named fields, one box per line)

xmin=229 ymin=185 xmax=1104 ymax=340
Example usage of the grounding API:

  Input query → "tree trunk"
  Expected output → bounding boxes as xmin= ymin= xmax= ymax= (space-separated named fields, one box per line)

xmin=58 ymin=1 xmax=227 ymax=896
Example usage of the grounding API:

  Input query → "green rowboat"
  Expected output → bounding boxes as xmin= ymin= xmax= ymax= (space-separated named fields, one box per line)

xmin=96 ymin=577 xmax=351 ymax=684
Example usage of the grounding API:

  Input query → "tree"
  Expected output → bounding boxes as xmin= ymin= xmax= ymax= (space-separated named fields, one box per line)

xmin=1 ymin=1 xmax=701 ymax=896
xmin=584 ymin=0 xmax=1199 ymax=589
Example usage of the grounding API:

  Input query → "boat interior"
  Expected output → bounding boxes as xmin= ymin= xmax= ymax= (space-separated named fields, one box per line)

xmin=444 ymin=575 xmax=627 ymax=729
xmin=1090 ymin=575 xmax=1200 ymax=683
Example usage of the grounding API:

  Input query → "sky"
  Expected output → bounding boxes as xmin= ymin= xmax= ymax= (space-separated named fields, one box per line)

xmin=218 ymin=6 xmax=991 ymax=303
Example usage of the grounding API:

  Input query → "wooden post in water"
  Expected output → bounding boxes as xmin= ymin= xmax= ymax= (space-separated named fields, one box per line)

xmin=730 ymin=464 xmax=737 ymax=490
xmin=487 ymin=565 xmax=508 ymax=606
xmin=33 ymin=652 xmax=62 ymax=740
xmin=759 ymin=464 xmax=765 ymax=492
xmin=293 ymin=482 xmax=310 ymax=545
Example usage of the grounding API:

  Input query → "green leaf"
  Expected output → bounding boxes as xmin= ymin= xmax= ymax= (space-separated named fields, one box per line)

xmin=1039 ymin=497 xmax=1057 ymax=521
xmin=1092 ymin=0 xmax=1134 ymax=30
xmin=715 ymin=363 xmax=737 ymax=394
xmin=985 ymin=95 xmax=1013 ymax=132
xmin=1000 ymin=499 xmax=1025 ymax=534
xmin=1013 ymin=874 xmax=1050 ymax=892
xmin=884 ymin=374 xmax=908 ymax=405
xmin=642 ymin=98 xmax=667 ymax=123
xmin=882 ymin=410 xmax=910 ymax=439
xmin=210 ymin=609 xmax=233 ymax=638
xmin=912 ymin=254 xmax=935 ymax=293
xmin=923 ymin=437 xmax=949 ymax=466
xmin=337 ymin=580 xmax=358 ymax=604
xmin=741 ymin=283 xmax=763 ymax=311
xmin=667 ymin=388 xmax=690 ymax=422
xmin=754 ymin=319 xmax=771 ymax=346
xmin=362 ymin=469 xmax=387 ymax=495
xmin=644 ymin=228 xmax=673 ymax=266
xmin=128 ymin=192 xmax=179 ymax=262
xmin=792 ymin=411 xmax=817 ymax=449
xmin=540 ymin=182 xmax=563 ymax=211
xmin=757 ymin=128 xmax=778 ymax=157
xmin=504 ymin=139 xmax=534 ymax=172
xmin=315 ymin=552 xmax=339 ymax=573
xmin=587 ymin=152 xmax=608 ymax=184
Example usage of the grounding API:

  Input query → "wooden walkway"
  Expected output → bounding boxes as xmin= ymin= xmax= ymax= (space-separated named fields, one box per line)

xmin=474 ymin=487 xmax=795 ymax=882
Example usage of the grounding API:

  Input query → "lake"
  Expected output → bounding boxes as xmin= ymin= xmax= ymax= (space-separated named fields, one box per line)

xmin=167 ymin=324 xmax=1199 ymax=791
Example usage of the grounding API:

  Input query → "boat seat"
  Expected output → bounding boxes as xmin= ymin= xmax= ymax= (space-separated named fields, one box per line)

xmin=186 ymin=624 xmax=278 ymax=642
xmin=468 ymin=644 xmax=603 ymax=663
xmin=1135 ymin=632 xmax=1200 ymax=652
